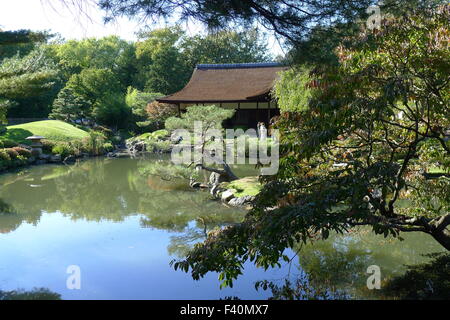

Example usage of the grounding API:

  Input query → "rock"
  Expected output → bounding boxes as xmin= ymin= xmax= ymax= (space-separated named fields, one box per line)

xmin=49 ymin=155 xmax=61 ymax=163
xmin=210 ymin=184 xmax=222 ymax=197
xmin=221 ymin=190 xmax=235 ymax=202
xmin=27 ymin=156 xmax=36 ymax=164
xmin=115 ymin=152 xmax=130 ymax=158
xmin=107 ymin=152 xmax=116 ymax=158
xmin=190 ymin=181 xmax=202 ymax=188
xmin=63 ymin=155 xmax=76 ymax=163
xmin=35 ymin=159 xmax=47 ymax=165
xmin=228 ymin=195 xmax=255 ymax=207
xmin=170 ymin=133 xmax=183 ymax=144
xmin=209 ymin=172 xmax=227 ymax=186
xmin=38 ymin=153 xmax=50 ymax=160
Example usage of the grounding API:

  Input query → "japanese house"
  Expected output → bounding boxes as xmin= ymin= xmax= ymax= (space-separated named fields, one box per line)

xmin=156 ymin=62 xmax=287 ymax=129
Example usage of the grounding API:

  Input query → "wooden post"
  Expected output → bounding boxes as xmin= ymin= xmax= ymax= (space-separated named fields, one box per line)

xmin=267 ymin=100 xmax=271 ymax=124
xmin=177 ymin=103 xmax=181 ymax=116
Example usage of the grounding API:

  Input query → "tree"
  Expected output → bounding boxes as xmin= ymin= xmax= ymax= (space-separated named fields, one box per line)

xmin=133 ymin=26 xmax=273 ymax=94
xmin=125 ymin=87 xmax=164 ymax=131
xmin=144 ymin=101 xmax=178 ymax=131
xmin=0 ymin=45 xmax=59 ymax=126
xmin=49 ymin=87 xmax=90 ymax=124
xmin=180 ymin=28 xmax=271 ymax=69
xmin=164 ymin=105 xmax=237 ymax=182
xmin=55 ymin=36 xmax=136 ymax=89
xmin=134 ymin=27 xmax=190 ymax=94
xmin=98 ymin=0 xmax=374 ymax=44
xmin=0 ymin=29 xmax=51 ymax=60
xmin=65 ymin=68 xmax=129 ymax=128
xmin=171 ymin=6 xmax=450 ymax=286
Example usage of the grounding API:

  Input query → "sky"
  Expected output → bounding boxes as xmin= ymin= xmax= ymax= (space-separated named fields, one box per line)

xmin=0 ymin=0 xmax=284 ymax=56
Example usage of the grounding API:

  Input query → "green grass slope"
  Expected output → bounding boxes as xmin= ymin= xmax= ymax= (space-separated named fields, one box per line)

xmin=2 ymin=120 xmax=90 ymax=144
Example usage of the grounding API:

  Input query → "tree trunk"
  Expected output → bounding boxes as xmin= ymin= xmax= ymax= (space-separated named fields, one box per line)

xmin=429 ymin=229 xmax=450 ymax=251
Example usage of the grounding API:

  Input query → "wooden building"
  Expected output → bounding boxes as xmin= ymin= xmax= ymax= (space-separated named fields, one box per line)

xmin=156 ymin=62 xmax=287 ymax=129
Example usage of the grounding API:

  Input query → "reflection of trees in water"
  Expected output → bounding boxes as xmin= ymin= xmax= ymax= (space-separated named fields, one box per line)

xmin=262 ymin=228 xmax=446 ymax=299
xmin=0 ymin=158 xmax=245 ymax=255
xmin=0 ymin=198 xmax=21 ymax=234
xmin=0 ymin=287 xmax=61 ymax=300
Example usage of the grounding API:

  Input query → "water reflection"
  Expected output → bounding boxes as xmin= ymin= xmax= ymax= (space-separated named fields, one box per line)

xmin=0 ymin=156 xmax=246 ymax=237
xmin=0 ymin=156 xmax=446 ymax=299
xmin=0 ymin=288 xmax=61 ymax=300
xmin=290 ymin=229 xmax=445 ymax=299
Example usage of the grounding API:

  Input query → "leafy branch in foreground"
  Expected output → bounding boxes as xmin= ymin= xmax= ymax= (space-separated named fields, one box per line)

xmin=173 ymin=6 xmax=450 ymax=287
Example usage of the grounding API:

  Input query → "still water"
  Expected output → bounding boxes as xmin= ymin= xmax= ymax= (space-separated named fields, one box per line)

xmin=0 ymin=157 xmax=445 ymax=299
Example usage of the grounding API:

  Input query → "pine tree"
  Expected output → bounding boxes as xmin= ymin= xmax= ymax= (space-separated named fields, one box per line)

xmin=49 ymin=87 xmax=91 ymax=125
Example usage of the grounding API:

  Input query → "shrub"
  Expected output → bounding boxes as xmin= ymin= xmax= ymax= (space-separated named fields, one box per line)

xmin=147 ymin=140 xmax=171 ymax=153
xmin=82 ymin=131 xmax=107 ymax=156
xmin=151 ymin=129 xmax=169 ymax=140
xmin=0 ymin=149 xmax=11 ymax=161
xmin=11 ymin=147 xmax=31 ymax=158
xmin=145 ymin=101 xmax=178 ymax=130
xmin=92 ymin=125 xmax=113 ymax=138
xmin=42 ymin=140 xmax=56 ymax=154
xmin=52 ymin=143 xmax=73 ymax=158
xmin=0 ymin=139 xmax=18 ymax=148
xmin=4 ymin=148 xmax=19 ymax=159
xmin=102 ymin=142 xmax=114 ymax=152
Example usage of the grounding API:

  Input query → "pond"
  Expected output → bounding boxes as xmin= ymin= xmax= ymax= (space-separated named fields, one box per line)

xmin=0 ymin=156 xmax=445 ymax=299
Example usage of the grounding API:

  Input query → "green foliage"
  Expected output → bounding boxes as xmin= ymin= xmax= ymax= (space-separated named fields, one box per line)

xmin=0 ymin=45 xmax=59 ymax=123
xmin=10 ymin=146 xmax=31 ymax=158
xmin=0 ymin=30 xmax=51 ymax=60
xmin=171 ymin=7 xmax=450 ymax=287
xmin=223 ymin=176 xmax=261 ymax=197
xmin=135 ymin=27 xmax=189 ymax=94
xmin=0 ymin=26 xmax=271 ymax=129
xmin=140 ymin=161 xmax=197 ymax=181
xmin=0 ymin=147 xmax=28 ymax=170
xmin=144 ymin=101 xmax=178 ymax=131
xmin=382 ymin=253 xmax=450 ymax=300
xmin=51 ymin=142 xmax=73 ymax=158
xmin=82 ymin=131 xmax=108 ymax=156
xmin=102 ymin=142 xmax=114 ymax=152
xmin=125 ymin=87 xmax=164 ymax=131
xmin=150 ymin=129 xmax=169 ymax=140
xmin=65 ymin=68 xmax=130 ymax=127
xmin=165 ymin=105 xmax=234 ymax=132
xmin=98 ymin=0 xmax=374 ymax=44
xmin=181 ymin=28 xmax=271 ymax=69
xmin=49 ymin=87 xmax=91 ymax=124
xmin=0 ymin=287 xmax=61 ymax=300
xmin=134 ymin=26 xmax=272 ymax=94
xmin=0 ymin=139 xmax=18 ymax=148
xmin=0 ymin=149 xmax=11 ymax=161
xmin=55 ymin=36 xmax=136 ymax=88
xmin=275 ymin=66 xmax=313 ymax=112
xmin=0 ymin=46 xmax=59 ymax=99
xmin=92 ymin=91 xmax=130 ymax=129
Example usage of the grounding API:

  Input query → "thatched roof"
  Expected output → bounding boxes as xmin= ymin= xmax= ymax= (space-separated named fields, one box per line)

xmin=157 ymin=62 xmax=287 ymax=104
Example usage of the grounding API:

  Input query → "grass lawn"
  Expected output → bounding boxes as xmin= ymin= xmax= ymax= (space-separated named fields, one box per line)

xmin=1 ymin=120 xmax=90 ymax=144
xmin=223 ymin=176 xmax=262 ymax=197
